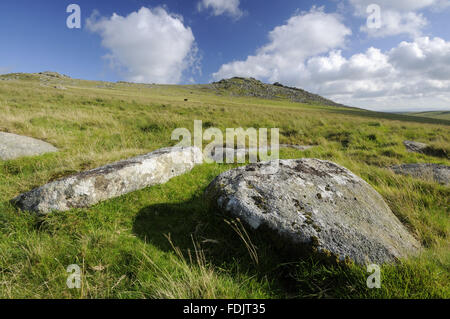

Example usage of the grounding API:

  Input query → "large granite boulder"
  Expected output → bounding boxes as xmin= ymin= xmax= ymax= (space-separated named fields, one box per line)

xmin=391 ymin=163 xmax=449 ymax=186
xmin=205 ymin=159 xmax=421 ymax=265
xmin=0 ymin=132 xmax=58 ymax=160
xmin=13 ymin=147 xmax=202 ymax=214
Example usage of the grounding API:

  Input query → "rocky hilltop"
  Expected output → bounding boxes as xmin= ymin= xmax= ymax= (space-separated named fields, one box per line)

xmin=211 ymin=77 xmax=347 ymax=107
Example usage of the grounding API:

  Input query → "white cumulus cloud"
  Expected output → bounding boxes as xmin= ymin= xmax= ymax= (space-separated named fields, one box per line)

xmin=198 ymin=0 xmax=244 ymax=19
xmin=299 ymin=37 xmax=450 ymax=111
xmin=213 ymin=7 xmax=352 ymax=84
xmin=86 ymin=7 xmax=198 ymax=84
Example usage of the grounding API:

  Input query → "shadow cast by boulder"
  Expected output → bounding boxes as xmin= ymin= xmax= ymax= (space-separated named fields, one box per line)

xmin=131 ymin=195 xmax=376 ymax=297
xmin=131 ymin=196 xmax=315 ymax=292
xmin=133 ymin=199 xmax=211 ymax=254
xmin=423 ymin=146 xmax=448 ymax=158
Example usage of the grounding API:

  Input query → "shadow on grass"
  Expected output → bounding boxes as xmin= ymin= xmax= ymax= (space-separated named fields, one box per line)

xmin=131 ymin=195 xmax=369 ymax=298
xmin=423 ymin=146 xmax=449 ymax=159
xmin=132 ymin=196 xmax=281 ymax=270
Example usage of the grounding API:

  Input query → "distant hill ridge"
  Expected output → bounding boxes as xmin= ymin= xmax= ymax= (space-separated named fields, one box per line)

xmin=38 ymin=71 xmax=71 ymax=79
xmin=1 ymin=72 xmax=448 ymax=126
xmin=211 ymin=77 xmax=347 ymax=108
xmin=400 ymin=111 xmax=450 ymax=121
xmin=0 ymin=71 xmax=71 ymax=81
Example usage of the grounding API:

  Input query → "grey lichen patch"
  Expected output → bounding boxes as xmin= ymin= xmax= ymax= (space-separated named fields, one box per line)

xmin=204 ymin=158 xmax=421 ymax=265
xmin=78 ymin=160 xmax=142 ymax=178
xmin=94 ymin=175 xmax=109 ymax=192
xmin=294 ymin=162 xmax=327 ymax=177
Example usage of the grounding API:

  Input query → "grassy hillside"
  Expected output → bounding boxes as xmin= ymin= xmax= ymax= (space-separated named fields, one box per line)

xmin=0 ymin=72 xmax=448 ymax=298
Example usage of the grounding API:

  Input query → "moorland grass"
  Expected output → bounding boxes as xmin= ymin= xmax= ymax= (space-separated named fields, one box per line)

xmin=0 ymin=73 xmax=448 ymax=298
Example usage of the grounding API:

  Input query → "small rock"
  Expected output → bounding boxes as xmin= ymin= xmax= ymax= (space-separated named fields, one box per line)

xmin=205 ymin=159 xmax=421 ymax=265
xmin=205 ymin=145 xmax=275 ymax=163
xmin=391 ymin=163 xmax=449 ymax=185
xmin=403 ymin=140 xmax=429 ymax=154
xmin=12 ymin=147 xmax=203 ymax=214
xmin=280 ymin=144 xmax=314 ymax=151
xmin=0 ymin=132 xmax=58 ymax=160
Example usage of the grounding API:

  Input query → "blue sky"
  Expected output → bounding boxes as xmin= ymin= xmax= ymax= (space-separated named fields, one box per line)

xmin=1 ymin=0 xmax=450 ymax=111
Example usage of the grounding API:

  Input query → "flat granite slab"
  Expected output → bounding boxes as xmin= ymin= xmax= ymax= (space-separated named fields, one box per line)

xmin=12 ymin=146 xmax=203 ymax=214
xmin=0 ymin=132 xmax=58 ymax=160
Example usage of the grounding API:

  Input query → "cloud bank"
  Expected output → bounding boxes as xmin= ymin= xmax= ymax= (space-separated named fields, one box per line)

xmin=214 ymin=7 xmax=450 ymax=111
xmin=301 ymin=37 xmax=450 ymax=110
xmin=87 ymin=7 xmax=198 ymax=84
